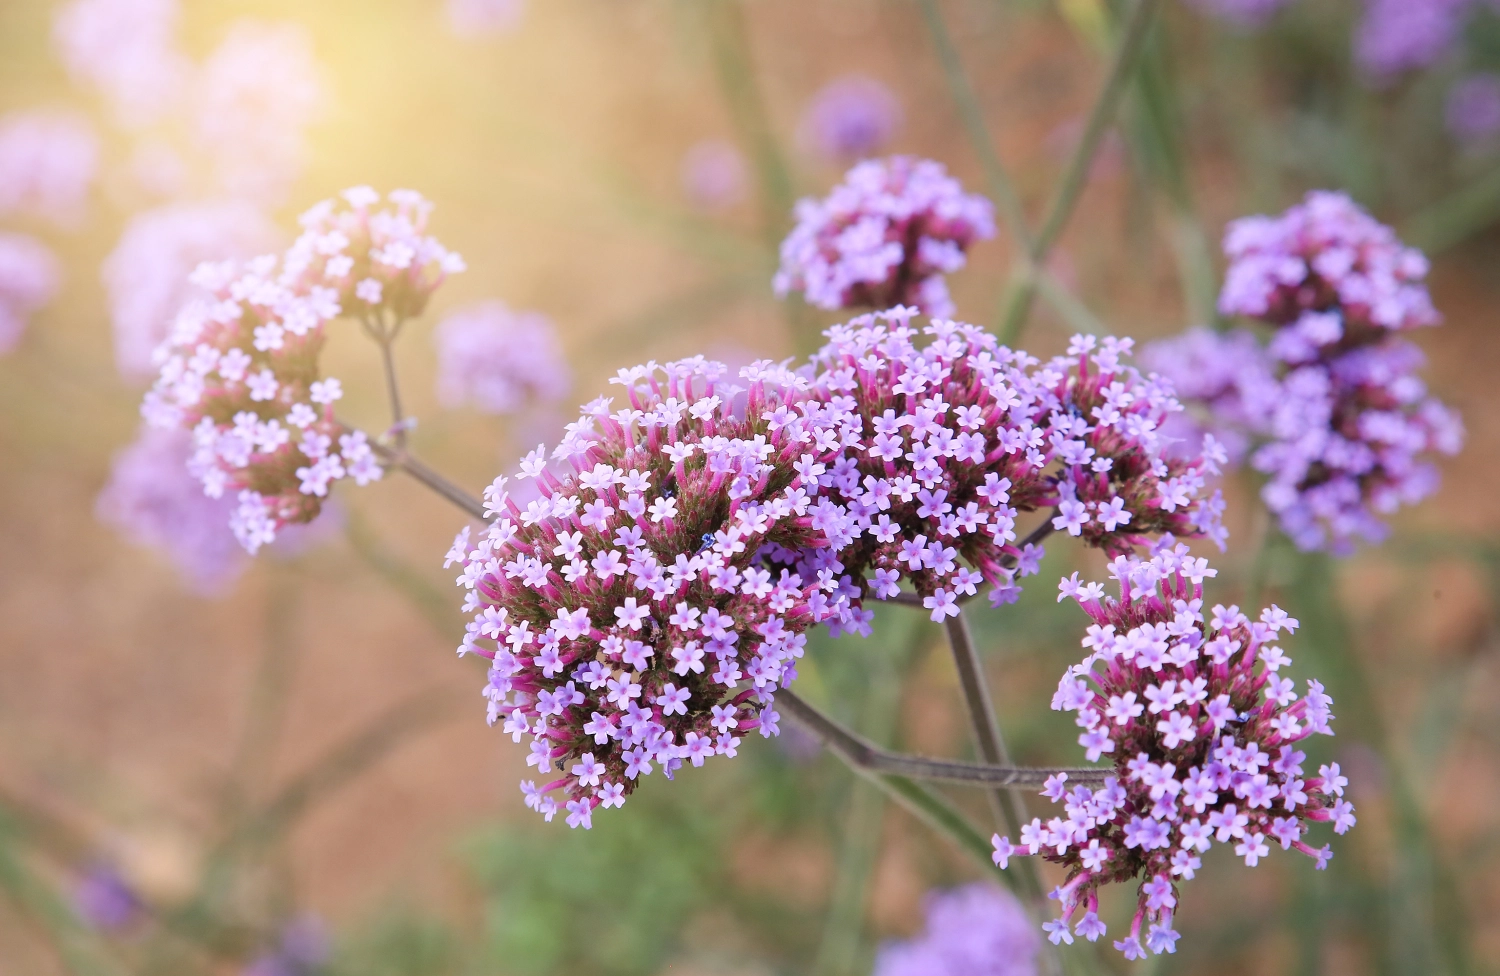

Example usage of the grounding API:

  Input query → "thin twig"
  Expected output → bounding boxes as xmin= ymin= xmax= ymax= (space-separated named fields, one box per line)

xmin=367 ymin=439 xmax=490 ymax=522
xmin=998 ymin=0 xmax=1162 ymax=345
xmin=777 ymin=690 xmax=1105 ymax=788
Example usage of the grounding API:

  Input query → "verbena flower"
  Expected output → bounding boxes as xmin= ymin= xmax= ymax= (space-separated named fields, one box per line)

xmin=1354 ymin=0 xmax=1474 ymax=82
xmin=774 ymin=158 xmax=994 ymax=318
xmin=105 ymin=201 xmax=279 ymax=379
xmin=434 ymin=301 xmax=570 ymax=415
xmin=797 ymin=75 xmax=902 ymax=163
xmin=141 ymin=188 xmax=463 ymax=553
xmin=1139 ymin=327 xmax=1279 ymax=468
xmin=194 ymin=21 xmax=327 ymax=204
xmin=52 ymin=0 xmax=191 ymax=128
xmin=449 ymin=357 xmax=863 ymax=826
xmin=991 ymin=543 xmax=1352 ymax=959
xmin=95 ymin=427 xmax=247 ymax=594
xmin=1446 ymin=73 xmax=1500 ymax=145
xmin=873 ymin=883 xmax=1041 ymax=976
xmin=806 ymin=309 xmax=1226 ymax=619
xmin=1214 ymin=191 xmax=1464 ymax=552
xmin=680 ymin=140 xmax=748 ymax=212
xmin=0 ymin=110 xmax=99 ymax=227
xmin=0 ymin=232 xmax=60 ymax=355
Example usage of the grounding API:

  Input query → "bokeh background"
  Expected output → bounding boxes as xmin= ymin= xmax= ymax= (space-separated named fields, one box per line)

xmin=1 ymin=0 xmax=1499 ymax=973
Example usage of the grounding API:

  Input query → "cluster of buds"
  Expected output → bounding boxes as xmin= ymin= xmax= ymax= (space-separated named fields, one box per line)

xmin=449 ymin=357 xmax=866 ymax=827
xmin=805 ymin=309 xmax=1226 ymax=620
xmin=991 ymin=543 xmax=1353 ymax=959
xmin=1177 ymin=190 xmax=1464 ymax=552
xmin=774 ymin=157 xmax=994 ymax=317
xmin=140 ymin=187 xmax=462 ymax=552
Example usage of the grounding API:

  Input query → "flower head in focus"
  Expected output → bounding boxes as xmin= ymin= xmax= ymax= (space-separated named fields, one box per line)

xmin=805 ymin=310 xmax=1226 ymax=618
xmin=0 ymin=110 xmax=99 ymax=227
xmin=774 ymin=157 xmax=994 ymax=318
xmin=433 ymin=301 xmax=570 ymax=415
xmin=105 ymin=201 xmax=280 ymax=379
xmin=141 ymin=188 xmax=462 ymax=553
xmin=0 ymin=232 xmax=61 ymax=355
xmin=1213 ymin=191 xmax=1463 ymax=552
xmin=451 ymin=357 xmax=865 ymax=826
xmin=991 ymin=543 xmax=1352 ymax=958
xmin=873 ymin=883 xmax=1041 ymax=976
xmin=798 ymin=75 xmax=902 ymax=163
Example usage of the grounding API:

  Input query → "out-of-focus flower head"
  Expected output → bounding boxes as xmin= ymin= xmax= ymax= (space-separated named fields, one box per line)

xmin=1446 ymin=72 xmax=1500 ymax=145
xmin=991 ymin=543 xmax=1352 ymax=959
xmin=243 ymin=916 xmax=328 ymax=976
xmin=1140 ymin=327 xmax=1279 ymax=467
xmin=1354 ymin=0 xmax=1474 ymax=82
xmin=806 ymin=310 xmax=1227 ymax=620
xmin=0 ymin=110 xmax=99 ymax=227
xmin=0 ymin=232 xmax=61 ymax=355
xmin=1185 ymin=0 xmax=1296 ymax=27
xmin=1213 ymin=191 xmax=1463 ymax=552
xmin=194 ymin=21 xmax=327 ymax=204
xmin=105 ymin=200 xmax=280 ymax=379
xmin=73 ymin=864 xmax=144 ymax=932
xmin=680 ymin=140 xmax=748 ymax=212
xmin=141 ymin=188 xmax=462 ymax=553
xmin=96 ymin=426 xmax=247 ymax=594
xmin=52 ymin=0 xmax=191 ymax=127
xmin=797 ymin=75 xmax=902 ymax=163
xmin=283 ymin=186 xmax=466 ymax=323
xmin=446 ymin=0 xmax=527 ymax=36
xmin=433 ymin=301 xmax=570 ymax=415
xmin=450 ymin=357 xmax=865 ymax=827
xmin=775 ymin=157 xmax=994 ymax=317
xmin=873 ymin=883 xmax=1040 ymax=976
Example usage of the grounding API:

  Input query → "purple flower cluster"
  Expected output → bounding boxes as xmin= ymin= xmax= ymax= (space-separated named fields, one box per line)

xmin=1355 ymin=0 xmax=1475 ymax=81
xmin=141 ymin=188 xmax=464 ymax=553
xmin=1139 ymin=327 xmax=1279 ymax=468
xmin=1447 ymin=73 xmax=1500 ymax=145
xmin=106 ymin=201 xmax=280 ymax=379
xmin=73 ymin=864 xmax=143 ymax=932
xmin=797 ymin=76 xmax=902 ymax=163
xmin=52 ymin=0 xmax=191 ymax=127
xmin=0 ymin=232 xmax=60 ymax=355
xmin=774 ymin=158 xmax=995 ymax=318
xmin=1213 ymin=191 xmax=1463 ymax=551
xmin=805 ymin=310 xmax=1226 ymax=620
xmin=873 ymin=883 xmax=1041 ymax=976
xmin=991 ymin=543 xmax=1352 ymax=959
xmin=449 ymin=357 xmax=866 ymax=827
xmin=434 ymin=301 xmax=570 ymax=415
xmin=0 ymin=110 xmax=99 ymax=227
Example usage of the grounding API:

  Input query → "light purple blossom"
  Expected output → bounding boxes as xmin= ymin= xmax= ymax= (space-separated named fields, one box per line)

xmin=873 ymin=883 xmax=1041 ymax=976
xmin=1140 ymin=327 xmax=1279 ymax=466
xmin=1446 ymin=73 xmax=1500 ymax=145
xmin=72 ymin=864 xmax=142 ymax=932
xmin=0 ymin=233 xmax=59 ymax=355
xmin=52 ymin=0 xmax=191 ymax=127
xmin=455 ymin=357 xmax=864 ymax=825
xmin=194 ymin=20 xmax=327 ymax=203
xmin=0 ymin=110 xmax=99 ymax=227
xmin=797 ymin=75 xmax=902 ymax=163
xmin=104 ymin=200 xmax=279 ymax=379
xmin=1354 ymin=0 xmax=1474 ymax=81
xmin=992 ymin=543 xmax=1350 ymax=959
xmin=446 ymin=0 xmax=527 ymax=35
xmin=774 ymin=158 xmax=994 ymax=317
xmin=680 ymin=140 xmax=748 ymax=212
xmin=433 ymin=301 xmax=570 ymax=414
